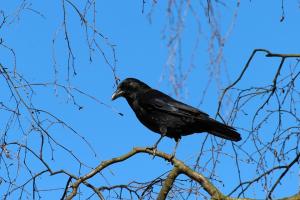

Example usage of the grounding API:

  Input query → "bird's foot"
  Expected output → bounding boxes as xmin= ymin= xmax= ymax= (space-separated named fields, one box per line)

xmin=152 ymin=148 xmax=157 ymax=159
xmin=170 ymin=152 xmax=175 ymax=161
xmin=146 ymin=146 xmax=158 ymax=159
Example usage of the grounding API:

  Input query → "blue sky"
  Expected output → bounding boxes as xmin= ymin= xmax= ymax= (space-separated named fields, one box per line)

xmin=1 ymin=0 xmax=300 ymax=199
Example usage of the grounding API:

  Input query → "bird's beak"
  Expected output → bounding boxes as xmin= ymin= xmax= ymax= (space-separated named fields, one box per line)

xmin=111 ymin=88 xmax=124 ymax=100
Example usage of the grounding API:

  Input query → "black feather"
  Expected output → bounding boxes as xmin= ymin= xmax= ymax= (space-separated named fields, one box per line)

xmin=112 ymin=78 xmax=241 ymax=142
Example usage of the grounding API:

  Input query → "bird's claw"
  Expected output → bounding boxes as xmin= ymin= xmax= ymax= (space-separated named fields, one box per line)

xmin=152 ymin=148 xmax=157 ymax=159
xmin=168 ymin=150 xmax=177 ymax=161
xmin=146 ymin=146 xmax=158 ymax=159
xmin=170 ymin=153 xmax=175 ymax=161
xmin=146 ymin=146 xmax=155 ymax=151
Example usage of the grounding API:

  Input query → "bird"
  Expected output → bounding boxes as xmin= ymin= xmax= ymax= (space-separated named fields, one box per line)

xmin=112 ymin=78 xmax=241 ymax=157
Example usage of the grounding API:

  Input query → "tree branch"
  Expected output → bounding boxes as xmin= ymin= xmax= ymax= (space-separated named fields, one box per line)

xmin=65 ymin=147 xmax=255 ymax=200
xmin=268 ymin=153 xmax=300 ymax=199
xmin=216 ymin=48 xmax=300 ymax=119
xmin=157 ymin=167 xmax=181 ymax=200
xmin=278 ymin=192 xmax=300 ymax=200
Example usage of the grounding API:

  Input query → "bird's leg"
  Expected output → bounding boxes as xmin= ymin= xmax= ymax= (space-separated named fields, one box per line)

xmin=153 ymin=134 xmax=164 ymax=149
xmin=148 ymin=127 xmax=167 ymax=158
xmin=149 ymin=134 xmax=165 ymax=158
xmin=171 ymin=138 xmax=181 ymax=159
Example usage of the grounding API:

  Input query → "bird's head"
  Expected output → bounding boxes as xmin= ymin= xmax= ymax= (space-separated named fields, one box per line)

xmin=112 ymin=78 xmax=150 ymax=101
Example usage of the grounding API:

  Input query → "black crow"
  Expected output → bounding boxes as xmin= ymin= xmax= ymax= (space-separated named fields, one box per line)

xmin=112 ymin=78 xmax=241 ymax=156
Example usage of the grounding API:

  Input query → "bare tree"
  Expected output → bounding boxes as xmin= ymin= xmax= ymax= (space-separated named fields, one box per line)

xmin=1 ymin=1 xmax=299 ymax=199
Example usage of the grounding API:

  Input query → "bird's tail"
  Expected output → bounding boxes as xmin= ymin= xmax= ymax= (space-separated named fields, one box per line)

xmin=206 ymin=119 xmax=241 ymax=141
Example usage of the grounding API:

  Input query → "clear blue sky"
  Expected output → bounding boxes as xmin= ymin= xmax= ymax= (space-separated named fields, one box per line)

xmin=1 ymin=0 xmax=300 ymax=199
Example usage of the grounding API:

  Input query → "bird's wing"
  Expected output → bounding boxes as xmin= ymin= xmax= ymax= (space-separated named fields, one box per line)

xmin=141 ymin=90 xmax=209 ymax=119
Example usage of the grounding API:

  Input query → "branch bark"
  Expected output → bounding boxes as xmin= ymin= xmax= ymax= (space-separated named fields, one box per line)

xmin=157 ymin=167 xmax=181 ymax=200
xmin=65 ymin=147 xmax=251 ymax=200
xmin=278 ymin=192 xmax=300 ymax=200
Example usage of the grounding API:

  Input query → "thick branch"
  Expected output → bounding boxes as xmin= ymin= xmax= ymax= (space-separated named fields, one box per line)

xmin=64 ymin=146 xmax=299 ymax=200
xmin=157 ymin=167 xmax=181 ymax=200
xmin=174 ymin=159 xmax=225 ymax=199
xmin=278 ymin=192 xmax=300 ymax=200
xmin=65 ymin=147 xmax=253 ymax=200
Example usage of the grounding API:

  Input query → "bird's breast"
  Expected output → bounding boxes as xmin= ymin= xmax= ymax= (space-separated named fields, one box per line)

xmin=130 ymin=100 xmax=161 ymax=133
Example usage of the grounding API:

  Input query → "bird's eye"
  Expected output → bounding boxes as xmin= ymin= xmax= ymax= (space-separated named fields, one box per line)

xmin=118 ymin=84 xmax=124 ymax=90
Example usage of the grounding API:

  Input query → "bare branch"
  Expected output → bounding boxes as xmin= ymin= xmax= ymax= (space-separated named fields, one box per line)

xmin=65 ymin=147 xmax=255 ymax=200
xmin=268 ymin=153 xmax=300 ymax=199
xmin=157 ymin=167 xmax=181 ymax=200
